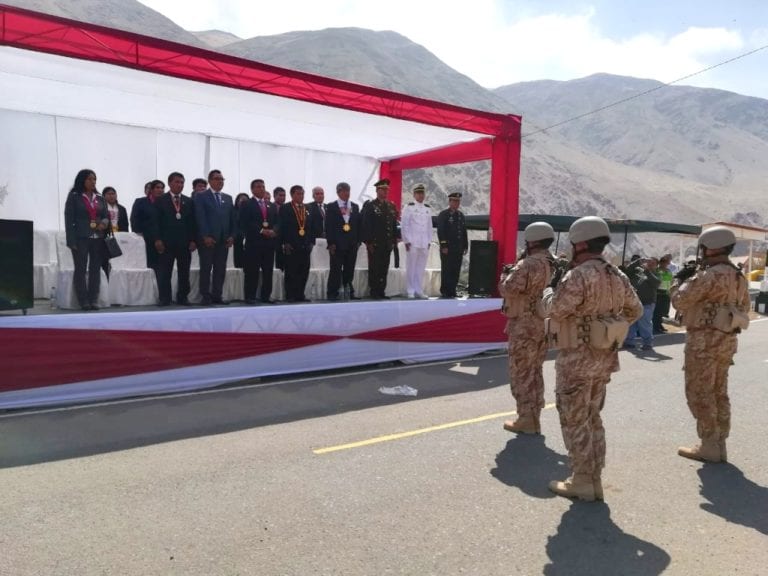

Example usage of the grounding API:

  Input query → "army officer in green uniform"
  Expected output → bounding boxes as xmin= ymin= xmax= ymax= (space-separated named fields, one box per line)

xmin=361 ymin=178 xmax=399 ymax=299
xmin=436 ymin=192 xmax=468 ymax=298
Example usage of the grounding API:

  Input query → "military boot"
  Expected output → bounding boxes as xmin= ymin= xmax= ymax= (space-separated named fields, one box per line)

xmin=677 ymin=436 xmax=721 ymax=463
xmin=548 ymin=474 xmax=596 ymax=502
xmin=503 ymin=414 xmax=538 ymax=435
xmin=593 ymin=474 xmax=604 ymax=501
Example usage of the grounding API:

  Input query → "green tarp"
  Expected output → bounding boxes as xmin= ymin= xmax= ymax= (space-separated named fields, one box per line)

xmin=461 ymin=214 xmax=701 ymax=235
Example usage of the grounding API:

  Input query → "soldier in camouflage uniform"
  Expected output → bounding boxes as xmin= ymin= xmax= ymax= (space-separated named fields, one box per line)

xmin=499 ymin=221 xmax=556 ymax=435
xmin=361 ymin=178 xmax=399 ymax=299
xmin=548 ymin=217 xmax=642 ymax=501
xmin=671 ymin=226 xmax=750 ymax=463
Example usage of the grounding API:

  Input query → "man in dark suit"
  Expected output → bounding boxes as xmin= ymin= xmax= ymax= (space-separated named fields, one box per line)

xmin=194 ymin=169 xmax=237 ymax=305
xmin=361 ymin=178 xmax=399 ymax=299
xmin=437 ymin=192 xmax=468 ymax=298
xmin=150 ymin=172 xmax=197 ymax=306
xmin=241 ymin=178 xmax=280 ymax=304
xmin=279 ymin=185 xmax=315 ymax=302
xmin=307 ymin=186 xmax=327 ymax=239
xmin=325 ymin=181 xmax=361 ymax=300
xmin=131 ymin=180 xmax=164 ymax=270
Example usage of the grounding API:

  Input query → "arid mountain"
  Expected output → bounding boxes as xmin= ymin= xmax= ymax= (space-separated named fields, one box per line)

xmin=2 ymin=0 xmax=205 ymax=46
xmin=191 ymin=29 xmax=242 ymax=49
xmin=221 ymin=28 xmax=510 ymax=112
xmin=495 ymin=74 xmax=768 ymax=209
xmin=221 ymin=27 xmax=766 ymax=236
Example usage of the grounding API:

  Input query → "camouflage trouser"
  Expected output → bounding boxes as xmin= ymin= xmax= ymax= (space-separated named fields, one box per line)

xmin=507 ymin=331 xmax=547 ymax=417
xmin=684 ymin=329 xmax=738 ymax=440
xmin=555 ymin=369 xmax=610 ymax=475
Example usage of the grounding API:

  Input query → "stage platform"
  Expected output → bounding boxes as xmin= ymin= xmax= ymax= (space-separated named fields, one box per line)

xmin=0 ymin=298 xmax=507 ymax=410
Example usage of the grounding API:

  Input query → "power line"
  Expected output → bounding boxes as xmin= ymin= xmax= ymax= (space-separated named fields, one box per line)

xmin=520 ymin=42 xmax=768 ymax=139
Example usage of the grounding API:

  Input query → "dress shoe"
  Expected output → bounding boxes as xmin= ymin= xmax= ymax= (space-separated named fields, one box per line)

xmin=80 ymin=304 xmax=92 ymax=311
xmin=200 ymin=297 xmax=212 ymax=306
xmin=89 ymin=304 xmax=100 ymax=311
xmin=158 ymin=301 xmax=171 ymax=307
xmin=349 ymin=294 xmax=362 ymax=300
xmin=260 ymin=299 xmax=277 ymax=304
xmin=177 ymin=299 xmax=191 ymax=306
xmin=212 ymin=298 xmax=230 ymax=305
xmin=327 ymin=294 xmax=339 ymax=301
xmin=244 ymin=299 xmax=258 ymax=305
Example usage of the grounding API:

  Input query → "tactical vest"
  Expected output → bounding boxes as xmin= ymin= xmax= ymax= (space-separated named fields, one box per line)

xmin=682 ymin=269 xmax=749 ymax=333
xmin=545 ymin=261 xmax=631 ymax=351
xmin=501 ymin=257 xmax=551 ymax=319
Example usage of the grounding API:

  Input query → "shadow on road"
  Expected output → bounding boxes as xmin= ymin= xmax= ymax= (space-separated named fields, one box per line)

xmin=490 ymin=435 xmax=569 ymax=498
xmin=0 ymin=355 xmax=508 ymax=468
xmin=543 ymin=502 xmax=671 ymax=576
xmin=698 ymin=463 xmax=768 ymax=535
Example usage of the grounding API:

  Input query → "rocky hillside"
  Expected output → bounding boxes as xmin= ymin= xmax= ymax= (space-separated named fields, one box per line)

xmin=2 ymin=0 xmax=205 ymax=46
xmin=222 ymin=28 xmax=510 ymax=112
xmin=191 ymin=29 xmax=242 ymax=49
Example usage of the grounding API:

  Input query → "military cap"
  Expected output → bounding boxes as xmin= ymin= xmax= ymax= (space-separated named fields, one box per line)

xmin=699 ymin=226 xmax=736 ymax=249
xmin=374 ymin=178 xmax=390 ymax=188
xmin=412 ymin=183 xmax=426 ymax=194
xmin=569 ymin=216 xmax=610 ymax=243
xmin=448 ymin=192 xmax=462 ymax=199
xmin=524 ymin=221 xmax=555 ymax=242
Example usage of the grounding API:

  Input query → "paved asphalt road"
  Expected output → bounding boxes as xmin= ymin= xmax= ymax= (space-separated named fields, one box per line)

xmin=1 ymin=319 xmax=766 ymax=576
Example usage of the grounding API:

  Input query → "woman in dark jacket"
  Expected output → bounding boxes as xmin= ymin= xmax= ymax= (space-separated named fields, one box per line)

xmin=64 ymin=169 xmax=109 ymax=310
xmin=101 ymin=186 xmax=129 ymax=280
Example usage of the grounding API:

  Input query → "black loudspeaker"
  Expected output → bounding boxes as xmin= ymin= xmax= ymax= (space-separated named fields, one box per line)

xmin=0 ymin=219 xmax=34 ymax=313
xmin=468 ymin=240 xmax=498 ymax=297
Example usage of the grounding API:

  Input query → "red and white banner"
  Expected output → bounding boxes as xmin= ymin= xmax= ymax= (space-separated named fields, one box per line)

xmin=0 ymin=300 xmax=506 ymax=409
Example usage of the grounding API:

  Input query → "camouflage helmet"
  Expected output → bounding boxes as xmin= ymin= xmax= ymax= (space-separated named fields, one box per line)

xmin=699 ymin=226 xmax=736 ymax=249
xmin=569 ymin=216 xmax=610 ymax=243
xmin=524 ymin=221 xmax=555 ymax=242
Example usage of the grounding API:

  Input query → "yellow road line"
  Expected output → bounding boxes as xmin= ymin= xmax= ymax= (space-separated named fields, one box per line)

xmin=313 ymin=402 xmax=557 ymax=455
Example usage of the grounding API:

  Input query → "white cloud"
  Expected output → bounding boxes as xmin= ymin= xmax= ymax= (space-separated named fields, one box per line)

xmin=139 ymin=1 xmax=756 ymax=95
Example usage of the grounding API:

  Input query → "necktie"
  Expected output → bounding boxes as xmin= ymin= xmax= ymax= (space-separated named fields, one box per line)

xmin=215 ymin=192 xmax=222 ymax=205
xmin=259 ymin=199 xmax=267 ymax=219
xmin=173 ymin=195 xmax=180 ymax=208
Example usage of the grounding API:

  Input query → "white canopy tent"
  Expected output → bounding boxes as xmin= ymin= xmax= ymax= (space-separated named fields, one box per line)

xmin=0 ymin=46 xmax=487 ymax=231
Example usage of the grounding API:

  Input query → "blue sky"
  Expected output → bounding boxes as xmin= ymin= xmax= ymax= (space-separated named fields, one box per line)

xmin=140 ymin=0 xmax=768 ymax=99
